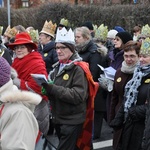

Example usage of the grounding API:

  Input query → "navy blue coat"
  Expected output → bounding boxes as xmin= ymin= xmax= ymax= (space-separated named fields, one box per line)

xmin=38 ymin=41 xmax=58 ymax=73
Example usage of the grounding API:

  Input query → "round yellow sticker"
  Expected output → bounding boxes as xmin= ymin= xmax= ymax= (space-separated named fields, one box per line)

xmin=145 ymin=79 xmax=150 ymax=83
xmin=63 ymin=74 xmax=69 ymax=80
xmin=44 ymin=53 xmax=48 ymax=57
xmin=117 ymin=77 xmax=121 ymax=82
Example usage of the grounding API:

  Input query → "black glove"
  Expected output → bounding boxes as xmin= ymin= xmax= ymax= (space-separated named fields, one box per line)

xmin=109 ymin=118 xmax=124 ymax=131
xmin=128 ymin=106 xmax=138 ymax=122
xmin=41 ymin=83 xmax=53 ymax=95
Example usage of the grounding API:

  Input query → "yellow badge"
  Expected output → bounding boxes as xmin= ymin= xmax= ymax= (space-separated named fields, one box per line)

xmin=145 ymin=79 xmax=150 ymax=83
xmin=44 ymin=53 xmax=48 ymax=57
xmin=63 ymin=74 xmax=69 ymax=80
xmin=117 ymin=77 xmax=121 ymax=82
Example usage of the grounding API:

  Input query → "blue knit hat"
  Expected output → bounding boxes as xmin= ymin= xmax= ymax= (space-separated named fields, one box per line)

xmin=114 ymin=26 xmax=125 ymax=33
xmin=0 ymin=57 xmax=11 ymax=87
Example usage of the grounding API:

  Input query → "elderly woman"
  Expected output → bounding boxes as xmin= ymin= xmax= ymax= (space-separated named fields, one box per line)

xmin=110 ymin=37 xmax=150 ymax=150
xmin=8 ymin=32 xmax=47 ymax=95
xmin=7 ymin=32 xmax=49 ymax=136
xmin=42 ymin=27 xmax=98 ymax=150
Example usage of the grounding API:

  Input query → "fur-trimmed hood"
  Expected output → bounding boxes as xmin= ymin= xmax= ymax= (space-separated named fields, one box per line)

xmin=0 ymin=79 xmax=42 ymax=112
xmin=96 ymin=43 xmax=108 ymax=56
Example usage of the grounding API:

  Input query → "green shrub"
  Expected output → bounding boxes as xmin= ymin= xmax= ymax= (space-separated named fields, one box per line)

xmin=0 ymin=2 xmax=150 ymax=33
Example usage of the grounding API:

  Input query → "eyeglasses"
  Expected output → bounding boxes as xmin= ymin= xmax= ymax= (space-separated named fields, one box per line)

xmin=55 ymin=46 xmax=67 ymax=50
xmin=14 ymin=45 xmax=27 ymax=50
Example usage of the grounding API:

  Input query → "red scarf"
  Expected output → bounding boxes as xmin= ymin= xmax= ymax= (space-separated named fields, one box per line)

xmin=74 ymin=61 xmax=99 ymax=150
xmin=12 ymin=52 xmax=48 ymax=100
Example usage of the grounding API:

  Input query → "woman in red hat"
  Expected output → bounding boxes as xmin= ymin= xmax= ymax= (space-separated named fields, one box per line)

xmin=8 ymin=32 xmax=49 ymax=141
xmin=8 ymin=32 xmax=47 ymax=98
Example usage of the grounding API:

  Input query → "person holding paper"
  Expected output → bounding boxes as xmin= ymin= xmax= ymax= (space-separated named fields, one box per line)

xmin=41 ymin=27 xmax=98 ymax=150
xmin=109 ymin=41 xmax=140 ymax=150
xmin=74 ymin=26 xmax=108 ymax=141
xmin=106 ymin=31 xmax=133 ymax=122
xmin=110 ymin=38 xmax=150 ymax=150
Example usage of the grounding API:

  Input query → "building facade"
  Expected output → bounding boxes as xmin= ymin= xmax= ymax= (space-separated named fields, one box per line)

xmin=2 ymin=0 xmax=138 ymax=9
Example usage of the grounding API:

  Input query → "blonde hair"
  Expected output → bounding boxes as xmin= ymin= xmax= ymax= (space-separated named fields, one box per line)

xmin=74 ymin=27 xmax=91 ymax=40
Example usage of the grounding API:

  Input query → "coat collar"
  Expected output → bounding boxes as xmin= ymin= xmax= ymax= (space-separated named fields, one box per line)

xmin=0 ymin=79 xmax=42 ymax=112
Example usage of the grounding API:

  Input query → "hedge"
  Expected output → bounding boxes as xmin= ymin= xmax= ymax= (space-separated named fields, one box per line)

xmin=0 ymin=2 xmax=150 ymax=34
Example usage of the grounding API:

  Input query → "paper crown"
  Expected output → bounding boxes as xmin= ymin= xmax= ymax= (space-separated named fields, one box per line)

xmin=40 ymin=20 xmax=57 ymax=38
xmin=55 ymin=27 xmax=75 ymax=45
xmin=0 ymin=26 xmax=3 ymax=35
xmin=4 ymin=25 xmax=18 ymax=38
xmin=59 ymin=18 xmax=69 ymax=27
xmin=94 ymin=24 xmax=108 ymax=41
xmin=93 ymin=24 xmax=98 ymax=31
xmin=28 ymin=29 xmax=39 ymax=43
xmin=141 ymin=24 xmax=150 ymax=38
xmin=140 ymin=37 xmax=150 ymax=55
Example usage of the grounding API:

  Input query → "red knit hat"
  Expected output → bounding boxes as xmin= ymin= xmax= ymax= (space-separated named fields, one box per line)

xmin=8 ymin=32 xmax=37 ymax=50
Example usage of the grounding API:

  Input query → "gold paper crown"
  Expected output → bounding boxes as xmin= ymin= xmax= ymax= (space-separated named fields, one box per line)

xmin=140 ymin=37 xmax=150 ymax=55
xmin=59 ymin=18 xmax=69 ymax=27
xmin=0 ymin=26 xmax=3 ymax=35
xmin=4 ymin=25 xmax=18 ymax=38
xmin=141 ymin=24 xmax=150 ymax=37
xmin=94 ymin=24 xmax=108 ymax=42
xmin=28 ymin=29 xmax=39 ymax=43
xmin=93 ymin=24 xmax=98 ymax=31
xmin=40 ymin=20 xmax=57 ymax=38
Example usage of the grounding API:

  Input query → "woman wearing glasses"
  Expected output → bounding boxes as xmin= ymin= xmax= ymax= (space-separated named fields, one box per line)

xmin=110 ymin=38 xmax=150 ymax=150
xmin=109 ymin=41 xmax=140 ymax=150
xmin=41 ymin=27 xmax=98 ymax=150
xmin=8 ymin=32 xmax=49 ymax=137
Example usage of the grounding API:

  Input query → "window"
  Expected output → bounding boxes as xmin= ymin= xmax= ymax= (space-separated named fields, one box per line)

xmin=22 ymin=0 xmax=29 ymax=7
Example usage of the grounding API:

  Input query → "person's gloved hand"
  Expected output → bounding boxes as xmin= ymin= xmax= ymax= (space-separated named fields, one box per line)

xmin=13 ymin=77 xmax=20 ymax=88
xmin=128 ymin=106 xmax=138 ymax=121
xmin=41 ymin=80 xmax=54 ymax=95
xmin=11 ymin=67 xmax=18 ymax=79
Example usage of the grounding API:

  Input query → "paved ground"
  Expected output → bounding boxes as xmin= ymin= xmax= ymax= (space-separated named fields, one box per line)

xmin=35 ymin=119 xmax=114 ymax=150
xmin=93 ymin=119 xmax=113 ymax=150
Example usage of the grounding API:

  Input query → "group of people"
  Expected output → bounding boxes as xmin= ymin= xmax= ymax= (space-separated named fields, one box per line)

xmin=1 ymin=18 xmax=150 ymax=150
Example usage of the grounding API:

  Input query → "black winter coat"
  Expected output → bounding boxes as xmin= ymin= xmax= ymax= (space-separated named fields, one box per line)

xmin=38 ymin=41 xmax=58 ymax=73
xmin=110 ymin=74 xmax=150 ymax=150
xmin=77 ymin=40 xmax=107 ymax=112
xmin=0 ymin=45 xmax=12 ymax=65
xmin=142 ymin=85 xmax=150 ymax=150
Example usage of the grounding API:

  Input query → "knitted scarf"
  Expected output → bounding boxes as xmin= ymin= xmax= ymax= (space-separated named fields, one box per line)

xmin=121 ymin=61 xmax=137 ymax=74
xmin=12 ymin=51 xmax=48 ymax=100
xmin=75 ymin=40 xmax=90 ymax=53
xmin=124 ymin=64 xmax=150 ymax=120
xmin=74 ymin=61 xmax=99 ymax=150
